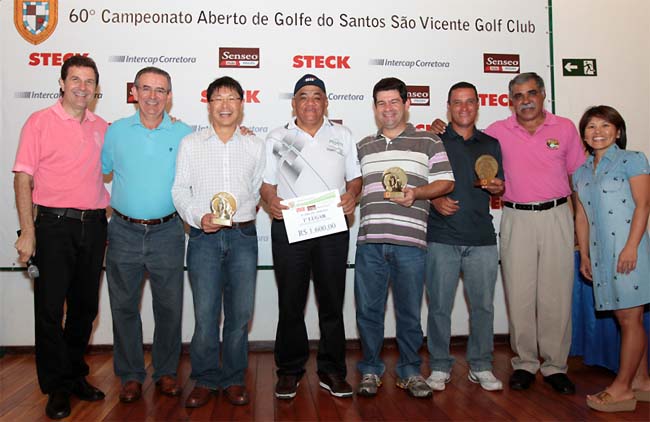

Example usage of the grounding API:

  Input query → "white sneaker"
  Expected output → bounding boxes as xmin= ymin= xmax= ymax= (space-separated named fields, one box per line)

xmin=468 ymin=370 xmax=503 ymax=391
xmin=426 ymin=370 xmax=451 ymax=391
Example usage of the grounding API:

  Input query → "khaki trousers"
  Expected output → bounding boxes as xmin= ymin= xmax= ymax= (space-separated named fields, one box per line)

xmin=500 ymin=202 xmax=574 ymax=376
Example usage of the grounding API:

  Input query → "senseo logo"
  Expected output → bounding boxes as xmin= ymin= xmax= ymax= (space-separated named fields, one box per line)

xmin=201 ymin=90 xmax=260 ymax=103
xmin=406 ymin=85 xmax=430 ymax=106
xmin=292 ymin=55 xmax=350 ymax=69
xmin=479 ymin=93 xmax=511 ymax=107
xmin=29 ymin=52 xmax=89 ymax=66
xmin=483 ymin=53 xmax=520 ymax=74
xmin=219 ymin=47 xmax=260 ymax=68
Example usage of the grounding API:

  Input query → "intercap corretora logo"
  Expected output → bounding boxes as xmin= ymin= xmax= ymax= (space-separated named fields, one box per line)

xmin=14 ymin=0 xmax=58 ymax=45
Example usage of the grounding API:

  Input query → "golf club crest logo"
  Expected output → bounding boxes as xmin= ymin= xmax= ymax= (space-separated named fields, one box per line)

xmin=14 ymin=0 xmax=58 ymax=45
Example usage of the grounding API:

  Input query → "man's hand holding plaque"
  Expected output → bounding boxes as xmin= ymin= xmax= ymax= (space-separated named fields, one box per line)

xmin=210 ymin=192 xmax=237 ymax=226
xmin=474 ymin=155 xmax=504 ymax=195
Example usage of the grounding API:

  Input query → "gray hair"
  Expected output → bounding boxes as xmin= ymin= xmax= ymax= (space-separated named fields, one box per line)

xmin=133 ymin=66 xmax=172 ymax=92
xmin=508 ymin=72 xmax=545 ymax=97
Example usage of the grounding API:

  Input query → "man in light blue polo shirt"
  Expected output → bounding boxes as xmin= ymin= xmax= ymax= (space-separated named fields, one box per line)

xmin=101 ymin=66 xmax=192 ymax=403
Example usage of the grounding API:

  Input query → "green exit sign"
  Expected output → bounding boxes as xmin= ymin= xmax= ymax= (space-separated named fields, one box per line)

xmin=562 ymin=59 xmax=597 ymax=76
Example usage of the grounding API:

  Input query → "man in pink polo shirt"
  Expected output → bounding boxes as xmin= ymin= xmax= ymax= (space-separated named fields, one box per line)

xmin=484 ymin=72 xmax=585 ymax=395
xmin=13 ymin=55 xmax=109 ymax=420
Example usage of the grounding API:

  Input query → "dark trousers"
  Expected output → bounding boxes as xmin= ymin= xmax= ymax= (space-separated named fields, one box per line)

xmin=33 ymin=210 xmax=107 ymax=393
xmin=271 ymin=219 xmax=349 ymax=377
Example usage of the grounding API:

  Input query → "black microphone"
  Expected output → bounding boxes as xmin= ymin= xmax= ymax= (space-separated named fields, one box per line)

xmin=17 ymin=229 xmax=40 ymax=279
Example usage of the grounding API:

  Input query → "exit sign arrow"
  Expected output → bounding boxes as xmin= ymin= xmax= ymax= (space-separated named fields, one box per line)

xmin=564 ymin=62 xmax=578 ymax=72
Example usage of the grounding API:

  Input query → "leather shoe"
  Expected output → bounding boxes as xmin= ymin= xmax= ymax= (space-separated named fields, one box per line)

xmin=224 ymin=385 xmax=250 ymax=405
xmin=119 ymin=380 xmax=142 ymax=403
xmin=45 ymin=391 xmax=71 ymax=420
xmin=71 ymin=378 xmax=105 ymax=401
xmin=185 ymin=386 xmax=216 ymax=408
xmin=156 ymin=375 xmax=182 ymax=397
xmin=509 ymin=369 xmax=535 ymax=390
xmin=544 ymin=373 xmax=575 ymax=394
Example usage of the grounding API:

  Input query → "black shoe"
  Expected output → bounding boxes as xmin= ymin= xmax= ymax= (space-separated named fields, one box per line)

xmin=318 ymin=372 xmax=353 ymax=398
xmin=71 ymin=378 xmax=105 ymax=401
xmin=543 ymin=373 xmax=575 ymax=395
xmin=509 ymin=369 xmax=535 ymax=390
xmin=46 ymin=391 xmax=71 ymax=420
xmin=275 ymin=375 xmax=300 ymax=400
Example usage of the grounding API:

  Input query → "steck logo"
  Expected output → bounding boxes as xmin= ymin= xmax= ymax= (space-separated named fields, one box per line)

xmin=292 ymin=55 xmax=351 ymax=69
xmin=219 ymin=47 xmax=260 ymax=69
xmin=483 ymin=53 xmax=520 ymax=74
xmin=478 ymin=93 xmax=511 ymax=107
xmin=201 ymin=89 xmax=261 ymax=103
xmin=14 ymin=0 xmax=58 ymax=45
xmin=406 ymin=85 xmax=430 ymax=106
xmin=29 ymin=52 xmax=89 ymax=66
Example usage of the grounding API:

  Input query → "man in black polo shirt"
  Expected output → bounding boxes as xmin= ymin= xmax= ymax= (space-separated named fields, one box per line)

xmin=424 ymin=82 xmax=505 ymax=392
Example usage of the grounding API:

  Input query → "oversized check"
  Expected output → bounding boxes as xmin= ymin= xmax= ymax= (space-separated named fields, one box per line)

xmin=281 ymin=190 xmax=347 ymax=243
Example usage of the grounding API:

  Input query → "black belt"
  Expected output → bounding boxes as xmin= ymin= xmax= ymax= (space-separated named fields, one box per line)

xmin=503 ymin=197 xmax=568 ymax=211
xmin=38 ymin=206 xmax=105 ymax=220
xmin=113 ymin=209 xmax=177 ymax=225
xmin=226 ymin=220 xmax=255 ymax=229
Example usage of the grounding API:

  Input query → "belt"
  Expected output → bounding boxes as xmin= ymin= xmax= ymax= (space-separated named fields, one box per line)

xmin=503 ymin=197 xmax=568 ymax=211
xmin=225 ymin=220 xmax=255 ymax=229
xmin=113 ymin=209 xmax=177 ymax=225
xmin=38 ymin=206 xmax=105 ymax=220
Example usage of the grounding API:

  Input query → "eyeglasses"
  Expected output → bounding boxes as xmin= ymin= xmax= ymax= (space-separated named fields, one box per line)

xmin=209 ymin=97 xmax=242 ymax=104
xmin=136 ymin=85 xmax=169 ymax=96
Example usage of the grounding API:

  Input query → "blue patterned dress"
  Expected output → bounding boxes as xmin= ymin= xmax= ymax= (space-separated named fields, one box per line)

xmin=573 ymin=145 xmax=650 ymax=310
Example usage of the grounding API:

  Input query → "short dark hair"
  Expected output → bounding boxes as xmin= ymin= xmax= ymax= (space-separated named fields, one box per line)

xmin=447 ymin=81 xmax=478 ymax=104
xmin=206 ymin=76 xmax=244 ymax=102
xmin=578 ymin=105 xmax=627 ymax=154
xmin=508 ymin=72 xmax=545 ymax=97
xmin=373 ymin=77 xmax=407 ymax=104
xmin=134 ymin=67 xmax=172 ymax=92
xmin=61 ymin=55 xmax=99 ymax=85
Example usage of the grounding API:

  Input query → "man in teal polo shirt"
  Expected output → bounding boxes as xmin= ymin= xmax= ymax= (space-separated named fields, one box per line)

xmin=101 ymin=66 xmax=192 ymax=403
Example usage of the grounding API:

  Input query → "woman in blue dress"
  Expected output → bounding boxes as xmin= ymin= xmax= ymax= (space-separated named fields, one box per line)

xmin=573 ymin=105 xmax=650 ymax=412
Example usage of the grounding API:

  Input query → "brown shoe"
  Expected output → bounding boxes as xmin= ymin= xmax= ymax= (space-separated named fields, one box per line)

xmin=224 ymin=385 xmax=250 ymax=406
xmin=185 ymin=386 xmax=216 ymax=408
xmin=119 ymin=381 xmax=142 ymax=403
xmin=156 ymin=375 xmax=182 ymax=397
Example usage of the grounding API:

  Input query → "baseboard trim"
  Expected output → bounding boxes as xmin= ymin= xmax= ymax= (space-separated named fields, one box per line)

xmin=1 ymin=335 xmax=510 ymax=355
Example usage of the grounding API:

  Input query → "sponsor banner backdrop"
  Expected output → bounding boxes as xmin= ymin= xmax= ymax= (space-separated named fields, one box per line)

xmin=0 ymin=0 xmax=551 ymax=267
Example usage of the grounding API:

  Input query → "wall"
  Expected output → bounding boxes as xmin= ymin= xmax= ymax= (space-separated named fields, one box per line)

xmin=1 ymin=0 xmax=649 ymax=347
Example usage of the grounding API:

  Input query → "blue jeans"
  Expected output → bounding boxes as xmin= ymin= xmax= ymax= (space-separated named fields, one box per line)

xmin=187 ymin=224 xmax=258 ymax=389
xmin=355 ymin=243 xmax=426 ymax=379
xmin=425 ymin=242 xmax=498 ymax=372
xmin=106 ymin=215 xmax=185 ymax=383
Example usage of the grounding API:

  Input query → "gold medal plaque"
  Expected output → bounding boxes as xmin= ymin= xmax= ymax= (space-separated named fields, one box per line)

xmin=382 ymin=167 xmax=408 ymax=199
xmin=474 ymin=155 xmax=499 ymax=187
xmin=210 ymin=192 xmax=237 ymax=226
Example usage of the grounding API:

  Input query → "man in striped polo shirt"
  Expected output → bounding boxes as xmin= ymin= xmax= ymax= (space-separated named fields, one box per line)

xmin=355 ymin=77 xmax=455 ymax=399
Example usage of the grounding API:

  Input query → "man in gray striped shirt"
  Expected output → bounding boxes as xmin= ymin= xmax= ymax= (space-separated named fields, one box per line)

xmin=355 ymin=77 xmax=454 ymax=399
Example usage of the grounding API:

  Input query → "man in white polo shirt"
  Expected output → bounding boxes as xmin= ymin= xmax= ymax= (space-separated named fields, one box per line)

xmin=261 ymin=74 xmax=362 ymax=400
